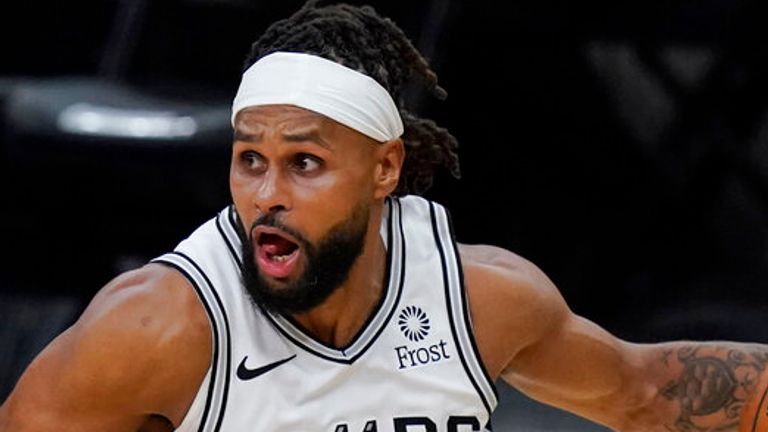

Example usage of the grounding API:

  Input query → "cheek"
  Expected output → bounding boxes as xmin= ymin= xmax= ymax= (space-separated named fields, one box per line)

xmin=292 ymin=171 xmax=372 ymax=230
xmin=229 ymin=169 xmax=261 ymax=225
xmin=293 ymin=168 xmax=373 ymax=204
xmin=229 ymin=157 xmax=246 ymax=192
xmin=229 ymin=169 xmax=249 ymax=201
xmin=291 ymin=175 xmax=349 ymax=222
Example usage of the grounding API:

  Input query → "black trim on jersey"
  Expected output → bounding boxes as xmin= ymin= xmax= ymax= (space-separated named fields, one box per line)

xmin=175 ymin=251 xmax=233 ymax=432
xmin=216 ymin=207 xmax=244 ymax=272
xmin=278 ymin=196 xmax=394 ymax=350
xmin=228 ymin=205 xmax=242 ymax=242
xmin=261 ymin=197 xmax=406 ymax=364
xmin=267 ymin=319 xmax=348 ymax=363
xmin=151 ymin=259 xmax=219 ymax=432
xmin=359 ymin=196 xmax=407 ymax=356
xmin=429 ymin=202 xmax=493 ymax=418
xmin=279 ymin=196 xmax=400 ymax=352
xmin=443 ymin=208 xmax=500 ymax=403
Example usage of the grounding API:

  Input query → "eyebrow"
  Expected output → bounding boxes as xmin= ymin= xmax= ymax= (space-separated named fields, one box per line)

xmin=282 ymin=130 xmax=331 ymax=149
xmin=233 ymin=129 xmax=331 ymax=150
xmin=233 ymin=131 xmax=261 ymax=143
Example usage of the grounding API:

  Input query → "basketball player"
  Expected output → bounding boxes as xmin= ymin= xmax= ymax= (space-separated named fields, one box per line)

xmin=1 ymin=2 xmax=766 ymax=431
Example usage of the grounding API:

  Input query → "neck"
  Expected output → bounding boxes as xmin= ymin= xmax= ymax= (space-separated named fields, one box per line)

xmin=290 ymin=205 xmax=388 ymax=348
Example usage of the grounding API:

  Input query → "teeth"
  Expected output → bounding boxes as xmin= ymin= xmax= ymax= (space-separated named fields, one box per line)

xmin=272 ymin=255 xmax=288 ymax=262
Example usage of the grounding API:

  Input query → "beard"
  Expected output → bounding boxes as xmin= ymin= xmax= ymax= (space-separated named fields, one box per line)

xmin=239 ymin=203 xmax=370 ymax=315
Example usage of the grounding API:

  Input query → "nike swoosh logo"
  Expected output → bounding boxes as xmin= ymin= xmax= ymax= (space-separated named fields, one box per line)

xmin=236 ymin=354 xmax=296 ymax=381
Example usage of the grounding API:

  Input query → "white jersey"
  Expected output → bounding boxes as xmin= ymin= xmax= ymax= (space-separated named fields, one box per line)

xmin=153 ymin=195 xmax=498 ymax=432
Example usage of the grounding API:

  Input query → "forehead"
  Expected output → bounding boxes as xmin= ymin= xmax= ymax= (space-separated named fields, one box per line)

xmin=234 ymin=104 xmax=329 ymax=132
xmin=234 ymin=104 xmax=378 ymax=148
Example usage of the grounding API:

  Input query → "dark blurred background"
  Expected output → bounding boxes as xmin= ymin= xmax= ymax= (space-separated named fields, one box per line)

xmin=1 ymin=0 xmax=767 ymax=430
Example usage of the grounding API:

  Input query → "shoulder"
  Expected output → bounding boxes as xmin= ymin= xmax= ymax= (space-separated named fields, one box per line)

xmin=73 ymin=263 xmax=212 ymax=410
xmin=458 ymin=243 xmax=567 ymax=318
xmin=2 ymin=263 xmax=211 ymax=428
xmin=84 ymin=262 xmax=211 ymax=351
xmin=80 ymin=263 xmax=209 ymax=341
xmin=72 ymin=264 xmax=211 ymax=365
xmin=457 ymin=244 xmax=570 ymax=378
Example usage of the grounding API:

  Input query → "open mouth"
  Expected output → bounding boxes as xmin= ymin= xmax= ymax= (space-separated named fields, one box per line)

xmin=259 ymin=232 xmax=299 ymax=261
xmin=253 ymin=226 xmax=302 ymax=279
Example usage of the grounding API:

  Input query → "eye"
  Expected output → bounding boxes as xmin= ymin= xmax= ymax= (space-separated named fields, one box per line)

xmin=291 ymin=153 xmax=323 ymax=174
xmin=240 ymin=151 xmax=266 ymax=172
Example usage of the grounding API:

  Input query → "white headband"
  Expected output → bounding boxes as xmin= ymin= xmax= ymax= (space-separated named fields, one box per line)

xmin=232 ymin=52 xmax=404 ymax=142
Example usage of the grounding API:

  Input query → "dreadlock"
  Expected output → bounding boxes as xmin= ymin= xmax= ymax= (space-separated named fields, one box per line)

xmin=243 ymin=0 xmax=460 ymax=196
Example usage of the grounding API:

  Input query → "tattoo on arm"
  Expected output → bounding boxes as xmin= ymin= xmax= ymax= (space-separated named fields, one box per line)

xmin=661 ymin=349 xmax=673 ymax=367
xmin=660 ymin=346 xmax=768 ymax=432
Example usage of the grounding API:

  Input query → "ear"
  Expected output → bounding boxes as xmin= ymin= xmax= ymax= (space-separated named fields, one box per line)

xmin=373 ymin=138 xmax=405 ymax=199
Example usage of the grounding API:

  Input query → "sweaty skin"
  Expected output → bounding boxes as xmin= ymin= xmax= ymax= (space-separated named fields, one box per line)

xmin=1 ymin=105 xmax=766 ymax=432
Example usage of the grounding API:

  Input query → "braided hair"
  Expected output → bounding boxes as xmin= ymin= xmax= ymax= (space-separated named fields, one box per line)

xmin=243 ymin=0 xmax=460 ymax=196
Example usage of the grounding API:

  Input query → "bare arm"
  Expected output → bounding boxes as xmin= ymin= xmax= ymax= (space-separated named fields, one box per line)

xmin=506 ymin=315 xmax=768 ymax=431
xmin=461 ymin=244 xmax=768 ymax=432
xmin=634 ymin=341 xmax=768 ymax=432
xmin=0 ymin=264 xmax=211 ymax=432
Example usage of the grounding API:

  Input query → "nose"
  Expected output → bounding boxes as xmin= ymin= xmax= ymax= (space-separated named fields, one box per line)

xmin=254 ymin=167 xmax=290 ymax=214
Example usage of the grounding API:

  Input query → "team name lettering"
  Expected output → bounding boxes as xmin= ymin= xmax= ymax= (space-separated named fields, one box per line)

xmin=334 ymin=416 xmax=480 ymax=431
xmin=334 ymin=420 xmax=378 ymax=432
xmin=394 ymin=339 xmax=450 ymax=369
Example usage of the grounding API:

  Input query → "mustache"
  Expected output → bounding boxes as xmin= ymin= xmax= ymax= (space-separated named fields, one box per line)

xmin=247 ymin=212 xmax=309 ymax=246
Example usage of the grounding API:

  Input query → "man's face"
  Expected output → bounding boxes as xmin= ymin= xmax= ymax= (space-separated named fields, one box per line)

xmin=230 ymin=105 xmax=387 ymax=313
